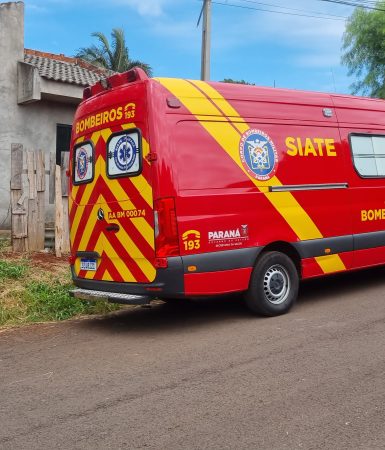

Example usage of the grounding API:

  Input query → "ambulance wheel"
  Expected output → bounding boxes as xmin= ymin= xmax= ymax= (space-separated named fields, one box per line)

xmin=245 ymin=251 xmax=298 ymax=316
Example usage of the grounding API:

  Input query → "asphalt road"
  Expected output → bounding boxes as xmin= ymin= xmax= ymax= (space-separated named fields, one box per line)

xmin=1 ymin=267 xmax=385 ymax=450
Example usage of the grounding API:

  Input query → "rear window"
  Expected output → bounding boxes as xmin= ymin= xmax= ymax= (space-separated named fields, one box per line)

xmin=350 ymin=134 xmax=385 ymax=177
xmin=106 ymin=129 xmax=142 ymax=178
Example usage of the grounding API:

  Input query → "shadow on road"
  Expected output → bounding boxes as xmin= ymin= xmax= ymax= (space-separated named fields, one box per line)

xmin=298 ymin=265 xmax=385 ymax=303
xmin=77 ymin=266 xmax=385 ymax=334
xmin=79 ymin=295 xmax=255 ymax=335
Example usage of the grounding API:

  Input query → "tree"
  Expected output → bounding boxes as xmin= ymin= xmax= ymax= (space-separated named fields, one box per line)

xmin=75 ymin=28 xmax=152 ymax=76
xmin=342 ymin=2 xmax=385 ymax=98
xmin=222 ymin=78 xmax=255 ymax=85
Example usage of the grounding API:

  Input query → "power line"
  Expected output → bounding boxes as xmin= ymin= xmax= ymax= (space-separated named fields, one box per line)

xmin=236 ymin=0 xmax=347 ymax=18
xmin=316 ymin=0 xmax=385 ymax=12
xmin=211 ymin=1 xmax=347 ymax=20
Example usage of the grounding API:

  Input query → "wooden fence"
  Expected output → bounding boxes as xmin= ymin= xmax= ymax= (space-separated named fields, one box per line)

xmin=10 ymin=144 xmax=70 ymax=256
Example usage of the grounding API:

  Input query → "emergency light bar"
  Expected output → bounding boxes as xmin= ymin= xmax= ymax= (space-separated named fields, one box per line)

xmin=83 ymin=67 xmax=148 ymax=100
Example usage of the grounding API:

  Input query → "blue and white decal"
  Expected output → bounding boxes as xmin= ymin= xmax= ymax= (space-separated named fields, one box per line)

xmin=107 ymin=131 xmax=141 ymax=177
xmin=239 ymin=129 xmax=278 ymax=181
xmin=76 ymin=148 xmax=88 ymax=180
xmin=114 ymin=135 xmax=137 ymax=172
xmin=74 ymin=143 xmax=93 ymax=184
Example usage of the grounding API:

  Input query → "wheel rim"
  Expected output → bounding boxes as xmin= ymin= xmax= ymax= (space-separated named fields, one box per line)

xmin=263 ymin=264 xmax=290 ymax=305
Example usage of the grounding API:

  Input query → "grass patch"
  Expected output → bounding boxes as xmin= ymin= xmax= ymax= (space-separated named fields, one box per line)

xmin=0 ymin=237 xmax=10 ymax=252
xmin=0 ymin=252 xmax=120 ymax=328
xmin=0 ymin=259 xmax=28 ymax=281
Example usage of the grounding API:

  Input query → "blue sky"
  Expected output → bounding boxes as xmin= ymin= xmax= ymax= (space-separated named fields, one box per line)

xmin=23 ymin=0 xmax=357 ymax=94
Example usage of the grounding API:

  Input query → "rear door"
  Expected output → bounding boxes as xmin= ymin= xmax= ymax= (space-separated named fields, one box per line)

xmin=70 ymin=93 xmax=156 ymax=284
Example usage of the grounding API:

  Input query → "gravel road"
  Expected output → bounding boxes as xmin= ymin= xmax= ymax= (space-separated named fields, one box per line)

xmin=1 ymin=267 xmax=385 ymax=449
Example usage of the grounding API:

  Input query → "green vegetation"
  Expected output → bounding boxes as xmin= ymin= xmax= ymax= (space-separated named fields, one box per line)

xmin=222 ymin=78 xmax=255 ymax=85
xmin=0 ymin=242 xmax=119 ymax=328
xmin=0 ymin=259 xmax=27 ymax=281
xmin=76 ymin=28 xmax=152 ymax=75
xmin=342 ymin=1 xmax=385 ymax=98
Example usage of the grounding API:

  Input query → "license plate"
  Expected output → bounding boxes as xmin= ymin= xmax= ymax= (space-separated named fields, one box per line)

xmin=80 ymin=259 xmax=97 ymax=271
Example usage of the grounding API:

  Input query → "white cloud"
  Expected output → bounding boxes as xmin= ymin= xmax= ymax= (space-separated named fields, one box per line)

xmin=119 ymin=0 xmax=174 ymax=17
xmin=126 ymin=0 xmax=164 ymax=16
xmin=206 ymin=1 xmax=349 ymax=70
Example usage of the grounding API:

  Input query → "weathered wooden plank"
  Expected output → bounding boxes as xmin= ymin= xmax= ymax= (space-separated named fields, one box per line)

xmin=61 ymin=152 xmax=70 ymax=197
xmin=11 ymin=144 xmax=23 ymax=190
xmin=27 ymin=197 xmax=38 ymax=251
xmin=61 ymin=197 xmax=70 ymax=253
xmin=49 ymin=152 xmax=56 ymax=204
xmin=36 ymin=191 xmax=45 ymax=250
xmin=11 ymin=189 xmax=27 ymax=252
xmin=55 ymin=165 xmax=64 ymax=257
xmin=36 ymin=150 xmax=46 ymax=192
xmin=27 ymin=151 xmax=36 ymax=200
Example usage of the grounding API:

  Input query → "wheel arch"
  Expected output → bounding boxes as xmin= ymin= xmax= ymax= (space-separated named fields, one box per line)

xmin=257 ymin=241 xmax=302 ymax=279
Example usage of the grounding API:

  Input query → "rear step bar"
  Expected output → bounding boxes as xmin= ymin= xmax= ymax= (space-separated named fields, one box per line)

xmin=70 ymin=288 xmax=151 ymax=305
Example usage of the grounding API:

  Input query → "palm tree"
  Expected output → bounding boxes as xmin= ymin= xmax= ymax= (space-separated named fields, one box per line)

xmin=75 ymin=28 xmax=152 ymax=76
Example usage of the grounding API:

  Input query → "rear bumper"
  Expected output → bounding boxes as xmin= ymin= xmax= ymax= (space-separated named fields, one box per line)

xmin=72 ymin=256 xmax=185 ymax=298
xmin=70 ymin=288 xmax=151 ymax=305
xmin=71 ymin=247 xmax=261 ymax=299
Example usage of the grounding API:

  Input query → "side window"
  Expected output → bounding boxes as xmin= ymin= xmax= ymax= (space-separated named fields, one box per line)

xmin=350 ymin=134 xmax=385 ymax=177
xmin=73 ymin=141 xmax=94 ymax=184
xmin=106 ymin=129 xmax=142 ymax=178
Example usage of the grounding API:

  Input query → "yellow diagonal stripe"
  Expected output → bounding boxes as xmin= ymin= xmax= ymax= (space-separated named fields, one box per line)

xmin=156 ymin=78 xmax=344 ymax=274
xmin=97 ymin=200 xmax=156 ymax=281
xmin=70 ymin=156 xmax=103 ymax=245
xmin=315 ymin=254 xmax=346 ymax=273
xmin=94 ymin=233 xmax=136 ymax=282
xmin=99 ymin=170 xmax=154 ymax=248
xmin=102 ymin=269 xmax=113 ymax=281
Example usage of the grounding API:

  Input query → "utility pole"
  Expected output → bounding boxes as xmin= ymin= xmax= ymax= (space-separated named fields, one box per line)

xmin=200 ymin=0 xmax=211 ymax=81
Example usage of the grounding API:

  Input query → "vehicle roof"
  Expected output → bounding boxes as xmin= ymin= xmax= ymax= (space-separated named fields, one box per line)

xmin=153 ymin=77 xmax=385 ymax=126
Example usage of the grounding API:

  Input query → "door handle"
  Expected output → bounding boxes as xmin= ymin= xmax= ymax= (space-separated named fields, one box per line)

xmin=105 ymin=223 xmax=120 ymax=232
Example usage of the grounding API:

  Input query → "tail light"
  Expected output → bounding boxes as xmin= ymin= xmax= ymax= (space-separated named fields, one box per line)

xmin=154 ymin=197 xmax=179 ymax=258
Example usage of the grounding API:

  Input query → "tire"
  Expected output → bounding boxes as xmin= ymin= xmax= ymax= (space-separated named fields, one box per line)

xmin=245 ymin=251 xmax=299 ymax=316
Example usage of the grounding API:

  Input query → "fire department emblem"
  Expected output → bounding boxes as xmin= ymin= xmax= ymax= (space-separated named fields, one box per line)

xmin=114 ymin=135 xmax=137 ymax=172
xmin=76 ymin=148 xmax=88 ymax=180
xmin=239 ymin=129 xmax=278 ymax=181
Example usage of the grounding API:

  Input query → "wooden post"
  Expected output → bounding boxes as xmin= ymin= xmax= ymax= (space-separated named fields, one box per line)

xmin=36 ymin=150 xmax=46 ymax=250
xmin=55 ymin=165 xmax=64 ymax=257
xmin=49 ymin=152 xmax=56 ymax=205
xmin=61 ymin=152 xmax=70 ymax=253
xmin=26 ymin=151 xmax=38 ymax=251
xmin=11 ymin=144 xmax=27 ymax=252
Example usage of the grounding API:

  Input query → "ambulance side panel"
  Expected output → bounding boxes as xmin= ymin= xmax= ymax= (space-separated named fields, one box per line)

xmin=158 ymin=81 xmax=354 ymax=295
xmin=333 ymin=95 xmax=385 ymax=270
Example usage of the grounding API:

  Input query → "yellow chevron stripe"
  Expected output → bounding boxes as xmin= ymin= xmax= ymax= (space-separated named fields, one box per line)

xmin=74 ymin=194 xmax=155 ymax=282
xmin=315 ymin=254 xmax=346 ymax=273
xmin=99 ymin=201 xmax=155 ymax=281
xmin=70 ymin=129 xmax=155 ymax=278
xmin=70 ymin=159 xmax=102 ymax=245
xmin=94 ymin=233 xmax=136 ymax=282
xmin=102 ymin=269 xmax=113 ymax=281
xmin=99 ymin=170 xmax=154 ymax=248
xmin=77 ymin=197 xmax=102 ymax=251
xmin=115 ymin=225 xmax=156 ymax=280
xmin=157 ymin=78 xmax=345 ymax=274
xmin=70 ymin=186 xmax=95 ymax=246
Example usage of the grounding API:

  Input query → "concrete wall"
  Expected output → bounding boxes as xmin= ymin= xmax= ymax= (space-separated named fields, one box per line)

xmin=0 ymin=2 xmax=79 ymax=228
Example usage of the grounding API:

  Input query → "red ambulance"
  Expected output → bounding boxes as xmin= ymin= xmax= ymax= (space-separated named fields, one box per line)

xmin=69 ymin=67 xmax=385 ymax=316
